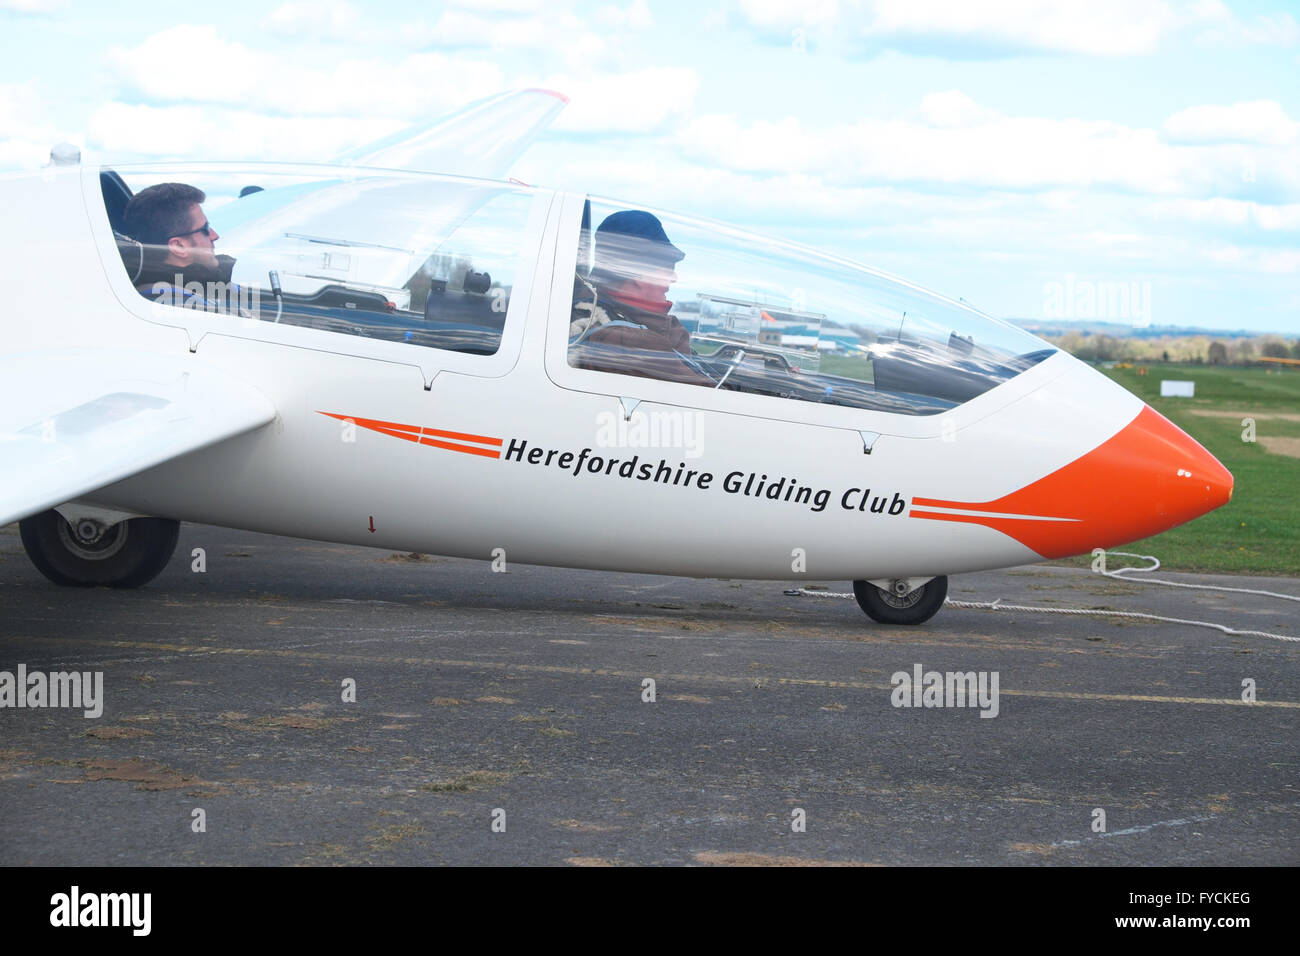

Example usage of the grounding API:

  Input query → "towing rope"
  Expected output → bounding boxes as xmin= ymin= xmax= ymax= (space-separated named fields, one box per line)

xmin=1099 ymin=551 xmax=1300 ymax=602
xmin=785 ymin=551 xmax=1300 ymax=644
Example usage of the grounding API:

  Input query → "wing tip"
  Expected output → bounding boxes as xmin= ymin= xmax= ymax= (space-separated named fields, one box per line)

xmin=523 ymin=87 xmax=570 ymax=104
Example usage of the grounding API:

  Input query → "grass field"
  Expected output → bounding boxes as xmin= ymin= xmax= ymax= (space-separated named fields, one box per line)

xmin=817 ymin=353 xmax=874 ymax=381
xmin=1056 ymin=363 xmax=1300 ymax=575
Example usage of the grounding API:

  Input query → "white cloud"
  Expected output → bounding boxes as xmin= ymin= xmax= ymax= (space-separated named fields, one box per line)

xmin=1164 ymin=100 xmax=1298 ymax=146
xmin=1187 ymin=0 xmax=1300 ymax=46
xmin=1076 ymin=231 xmax=1145 ymax=244
xmin=104 ymin=25 xmax=505 ymax=118
xmin=447 ymin=0 xmax=547 ymax=12
xmin=677 ymin=93 xmax=1300 ymax=202
xmin=0 ymin=81 xmax=40 ymax=126
xmin=678 ymin=107 xmax=1186 ymax=194
xmin=736 ymin=0 xmax=1299 ymax=57
xmin=596 ymin=0 xmax=654 ymax=30
xmin=1202 ymin=245 xmax=1300 ymax=274
xmin=1204 ymin=244 xmax=1247 ymax=265
xmin=412 ymin=3 xmax=618 ymax=71
xmin=1254 ymin=204 xmax=1300 ymax=231
xmin=0 ymin=81 xmax=79 ymax=170
xmin=919 ymin=90 xmax=995 ymax=127
xmin=99 ymin=20 xmax=696 ymax=151
xmin=739 ymin=0 xmax=841 ymax=31
xmin=410 ymin=0 xmax=670 ymax=75
xmin=0 ymin=0 xmax=63 ymax=11
xmin=0 ymin=141 xmax=44 ymax=168
xmin=1146 ymin=197 xmax=1300 ymax=232
xmin=1258 ymin=249 xmax=1300 ymax=273
xmin=86 ymin=101 xmax=402 ymax=162
xmin=426 ymin=7 xmax=561 ymax=48
xmin=1233 ymin=12 xmax=1300 ymax=46
xmin=262 ymin=1 xmax=363 ymax=40
xmin=544 ymin=66 xmax=699 ymax=133
xmin=862 ymin=0 xmax=1177 ymax=56
xmin=736 ymin=0 xmax=1179 ymax=56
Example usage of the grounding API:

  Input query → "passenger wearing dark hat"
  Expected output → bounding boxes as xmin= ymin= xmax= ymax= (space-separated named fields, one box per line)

xmin=590 ymin=210 xmax=684 ymax=314
xmin=570 ymin=210 xmax=712 ymax=387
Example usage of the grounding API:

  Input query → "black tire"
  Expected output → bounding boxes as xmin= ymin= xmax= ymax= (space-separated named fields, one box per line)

xmin=19 ymin=510 xmax=179 ymax=588
xmin=853 ymin=575 xmax=948 ymax=625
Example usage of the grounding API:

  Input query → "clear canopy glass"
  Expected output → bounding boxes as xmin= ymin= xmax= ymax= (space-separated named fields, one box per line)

xmin=102 ymin=164 xmax=535 ymax=356
xmin=569 ymin=196 xmax=1056 ymax=415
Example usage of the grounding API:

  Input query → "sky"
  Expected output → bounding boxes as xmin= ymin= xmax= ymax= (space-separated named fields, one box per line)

xmin=2 ymin=0 xmax=1297 ymax=335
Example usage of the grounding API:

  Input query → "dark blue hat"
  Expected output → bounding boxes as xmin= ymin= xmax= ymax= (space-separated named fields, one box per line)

xmin=595 ymin=210 xmax=684 ymax=264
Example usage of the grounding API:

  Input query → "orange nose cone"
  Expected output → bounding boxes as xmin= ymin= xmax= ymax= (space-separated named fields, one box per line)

xmin=1120 ymin=405 xmax=1234 ymax=521
xmin=909 ymin=405 xmax=1234 ymax=559
xmin=1035 ymin=404 xmax=1234 ymax=554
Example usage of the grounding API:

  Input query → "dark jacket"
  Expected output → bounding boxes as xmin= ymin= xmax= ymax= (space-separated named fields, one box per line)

xmin=134 ymin=252 xmax=249 ymax=315
xmin=570 ymin=279 xmax=713 ymax=387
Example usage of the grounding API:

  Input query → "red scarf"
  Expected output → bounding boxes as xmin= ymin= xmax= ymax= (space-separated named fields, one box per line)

xmin=605 ymin=287 xmax=672 ymax=314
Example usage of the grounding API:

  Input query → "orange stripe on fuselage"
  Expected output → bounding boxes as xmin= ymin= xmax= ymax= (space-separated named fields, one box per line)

xmin=417 ymin=436 xmax=502 ymax=458
xmin=315 ymin=411 xmax=503 ymax=458
xmin=420 ymin=426 xmax=502 ymax=447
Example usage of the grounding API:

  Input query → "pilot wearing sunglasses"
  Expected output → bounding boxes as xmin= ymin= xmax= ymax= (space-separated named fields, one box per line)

xmin=122 ymin=182 xmax=242 ymax=312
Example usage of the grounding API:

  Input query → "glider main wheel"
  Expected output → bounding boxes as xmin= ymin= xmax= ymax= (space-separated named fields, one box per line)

xmin=19 ymin=510 xmax=180 ymax=588
xmin=853 ymin=576 xmax=948 ymax=626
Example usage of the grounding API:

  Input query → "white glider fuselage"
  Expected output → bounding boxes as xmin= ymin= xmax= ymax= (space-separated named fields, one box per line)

xmin=0 ymin=163 xmax=1232 ymax=583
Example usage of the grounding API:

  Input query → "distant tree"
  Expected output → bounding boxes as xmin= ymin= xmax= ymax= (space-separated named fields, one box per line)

xmin=1092 ymin=334 xmax=1120 ymax=361
xmin=1262 ymin=341 xmax=1290 ymax=359
xmin=1292 ymin=341 xmax=1300 ymax=360
xmin=1208 ymin=341 xmax=1228 ymax=365
xmin=1162 ymin=350 xmax=1170 ymax=362
xmin=1067 ymin=333 xmax=1098 ymax=362
xmin=1056 ymin=331 xmax=1086 ymax=358
xmin=1232 ymin=339 xmax=1257 ymax=364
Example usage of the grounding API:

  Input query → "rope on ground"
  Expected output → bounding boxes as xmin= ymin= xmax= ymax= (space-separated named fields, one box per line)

xmin=941 ymin=598 xmax=1298 ymax=642
xmin=1101 ymin=551 xmax=1300 ymax=602
xmin=783 ymin=551 xmax=1300 ymax=644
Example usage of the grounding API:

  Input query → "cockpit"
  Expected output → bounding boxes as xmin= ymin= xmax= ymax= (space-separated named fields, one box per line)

xmin=568 ymin=197 xmax=1056 ymax=416
xmin=102 ymin=165 xmax=532 ymax=357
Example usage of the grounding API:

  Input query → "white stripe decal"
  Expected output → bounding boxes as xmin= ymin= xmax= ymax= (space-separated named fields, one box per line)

xmin=911 ymin=505 xmax=1079 ymax=522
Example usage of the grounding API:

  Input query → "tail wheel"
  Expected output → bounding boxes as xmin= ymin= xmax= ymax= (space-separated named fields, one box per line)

xmin=19 ymin=510 xmax=180 ymax=588
xmin=853 ymin=576 xmax=948 ymax=625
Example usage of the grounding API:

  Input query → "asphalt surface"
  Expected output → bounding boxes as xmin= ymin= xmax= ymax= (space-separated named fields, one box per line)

xmin=1 ymin=522 xmax=1297 ymax=866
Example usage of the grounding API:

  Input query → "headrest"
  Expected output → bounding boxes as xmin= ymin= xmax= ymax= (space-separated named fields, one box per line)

xmin=114 ymin=231 xmax=144 ymax=284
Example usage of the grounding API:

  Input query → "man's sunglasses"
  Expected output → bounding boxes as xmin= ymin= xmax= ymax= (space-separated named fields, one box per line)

xmin=171 ymin=221 xmax=213 ymax=239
